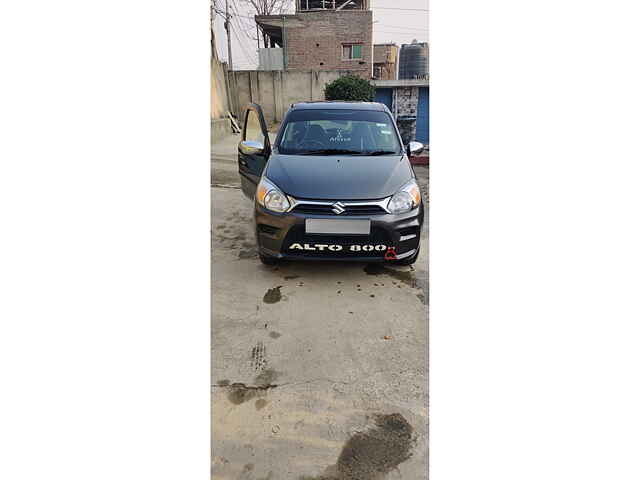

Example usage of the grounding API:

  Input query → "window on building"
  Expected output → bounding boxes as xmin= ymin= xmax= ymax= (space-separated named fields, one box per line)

xmin=299 ymin=0 xmax=366 ymax=10
xmin=342 ymin=44 xmax=362 ymax=60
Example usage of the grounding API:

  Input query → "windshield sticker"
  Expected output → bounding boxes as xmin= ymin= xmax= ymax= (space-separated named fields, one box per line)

xmin=329 ymin=130 xmax=351 ymax=143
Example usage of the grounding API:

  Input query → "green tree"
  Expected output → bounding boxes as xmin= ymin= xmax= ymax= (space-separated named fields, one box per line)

xmin=324 ymin=75 xmax=376 ymax=102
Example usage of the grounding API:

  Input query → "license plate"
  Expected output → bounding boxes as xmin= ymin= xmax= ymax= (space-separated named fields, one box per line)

xmin=305 ymin=219 xmax=371 ymax=235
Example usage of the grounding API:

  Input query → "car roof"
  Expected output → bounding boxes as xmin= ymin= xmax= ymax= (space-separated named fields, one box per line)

xmin=290 ymin=101 xmax=387 ymax=111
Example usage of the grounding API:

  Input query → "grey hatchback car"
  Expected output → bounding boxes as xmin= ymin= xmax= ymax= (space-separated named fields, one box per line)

xmin=237 ymin=101 xmax=425 ymax=265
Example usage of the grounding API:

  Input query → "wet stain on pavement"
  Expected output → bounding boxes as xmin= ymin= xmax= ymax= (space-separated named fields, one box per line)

xmin=255 ymin=399 xmax=268 ymax=410
xmin=226 ymin=383 xmax=261 ymax=405
xmin=221 ymin=367 xmax=279 ymax=405
xmin=301 ymin=413 xmax=416 ymax=480
xmin=217 ymin=379 xmax=230 ymax=386
xmin=284 ymin=275 xmax=300 ymax=280
xmin=263 ymin=286 xmax=283 ymax=304
xmin=364 ymin=264 xmax=418 ymax=288
xmin=269 ymin=331 xmax=282 ymax=339
xmin=225 ymin=379 xmax=277 ymax=405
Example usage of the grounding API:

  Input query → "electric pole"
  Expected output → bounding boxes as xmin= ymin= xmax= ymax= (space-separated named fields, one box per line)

xmin=224 ymin=0 xmax=233 ymax=71
xmin=211 ymin=0 xmax=218 ymax=60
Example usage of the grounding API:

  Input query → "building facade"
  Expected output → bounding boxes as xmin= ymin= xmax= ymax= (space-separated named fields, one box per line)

xmin=373 ymin=43 xmax=398 ymax=80
xmin=256 ymin=0 xmax=373 ymax=79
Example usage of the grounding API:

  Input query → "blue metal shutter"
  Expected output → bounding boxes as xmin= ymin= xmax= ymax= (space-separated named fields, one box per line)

xmin=416 ymin=87 xmax=429 ymax=145
xmin=374 ymin=88 xmax=393 ymax=112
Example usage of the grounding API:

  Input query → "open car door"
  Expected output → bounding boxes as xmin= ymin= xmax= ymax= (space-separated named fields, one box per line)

xmin=238 ymin=104 xmax=271 ymax=199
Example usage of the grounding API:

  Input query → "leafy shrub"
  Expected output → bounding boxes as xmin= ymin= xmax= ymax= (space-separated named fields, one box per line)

xmin=324 ymin=75 xmax=375 ymax=102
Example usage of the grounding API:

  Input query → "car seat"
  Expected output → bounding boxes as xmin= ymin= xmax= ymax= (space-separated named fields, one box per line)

xmin=301 ymin=124 xmax=328 ymax=147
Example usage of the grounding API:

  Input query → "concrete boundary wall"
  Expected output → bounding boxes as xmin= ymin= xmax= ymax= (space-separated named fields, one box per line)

xmin=211 ymin=58 xmax=230 ymax=120
xmin=230 ymin=70 xmax=364 ymax=126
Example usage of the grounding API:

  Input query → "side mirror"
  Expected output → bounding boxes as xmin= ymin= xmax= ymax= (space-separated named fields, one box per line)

xmin=239 ymin=140 xmax=265 ymax=156
xmin=407 ymin=141 xmax=425 ymax=157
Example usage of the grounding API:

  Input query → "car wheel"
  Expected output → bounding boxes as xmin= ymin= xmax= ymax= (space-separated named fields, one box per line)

xmin=259 ymin=253 xmax=279 ymax=265
xmin=395 ymin=247 xmax=420 ymax=266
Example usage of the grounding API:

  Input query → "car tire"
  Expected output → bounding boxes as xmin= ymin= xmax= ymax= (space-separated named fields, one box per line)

xmin=259 ymin=253 xmax=279 ymax=265
xmin=395 ymin=247 xmax=420 ymax=266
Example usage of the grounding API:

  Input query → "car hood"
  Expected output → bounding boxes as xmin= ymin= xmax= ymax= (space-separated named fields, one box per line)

xmin=265 ymin=153 xmax=412 ymax=200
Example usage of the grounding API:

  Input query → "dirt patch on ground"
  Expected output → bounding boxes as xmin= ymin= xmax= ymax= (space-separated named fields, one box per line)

xmin=364 ymin=264 xmax=419 ymax=289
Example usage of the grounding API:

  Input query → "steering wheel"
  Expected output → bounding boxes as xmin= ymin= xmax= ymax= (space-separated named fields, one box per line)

xmin=297 ymin=139 xmax=325 ymax=150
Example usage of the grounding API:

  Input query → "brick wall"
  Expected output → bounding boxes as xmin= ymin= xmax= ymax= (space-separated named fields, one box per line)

xmin=373 ymin=44 xmax=397 ymax=64
xmin=284 ymin=10 xmax=373 ymax=79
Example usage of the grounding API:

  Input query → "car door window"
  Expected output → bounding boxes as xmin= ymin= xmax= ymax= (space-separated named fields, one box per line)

xmin=244 ymin=109 xmax=265 ymax=144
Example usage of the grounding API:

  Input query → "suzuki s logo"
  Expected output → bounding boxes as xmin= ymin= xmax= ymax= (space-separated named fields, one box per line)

xmin=331 ymin=202 xmax=346 ymax=215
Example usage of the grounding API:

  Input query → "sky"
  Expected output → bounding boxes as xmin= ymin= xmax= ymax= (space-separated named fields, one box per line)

xmin=213 ymin=0 xmax=429 ymax=70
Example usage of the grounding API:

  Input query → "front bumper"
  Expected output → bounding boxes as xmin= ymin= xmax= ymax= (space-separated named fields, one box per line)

xmin=254 ymin=203 xmax=424 ymax=262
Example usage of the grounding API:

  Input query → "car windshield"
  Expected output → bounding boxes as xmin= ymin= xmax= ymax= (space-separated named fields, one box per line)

xmin=277 ymin=109 xmax=403 ymax=155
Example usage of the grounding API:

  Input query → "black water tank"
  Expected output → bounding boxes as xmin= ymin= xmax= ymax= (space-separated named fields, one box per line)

xmin=399 ymin=41 xmax=428 ymax=80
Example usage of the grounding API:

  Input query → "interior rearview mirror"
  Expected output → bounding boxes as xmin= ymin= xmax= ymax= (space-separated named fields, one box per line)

xmin=239 ymin=140 xmax=265 ymax=156
xmin=407 ymin=141 xmax=425 ymax=156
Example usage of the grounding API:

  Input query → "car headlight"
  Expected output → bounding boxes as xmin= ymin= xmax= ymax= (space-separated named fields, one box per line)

xmin=387 ymin=179 xmax=421 ymax=214
xmin=256 ymin=177 xmax=290 ymax=213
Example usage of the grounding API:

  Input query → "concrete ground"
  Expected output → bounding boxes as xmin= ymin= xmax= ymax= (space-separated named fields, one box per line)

xmin=211 ymin=132 xmax=428 ymax=479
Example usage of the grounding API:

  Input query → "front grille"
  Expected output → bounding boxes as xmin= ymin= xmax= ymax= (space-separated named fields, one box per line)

xmin=291 ymin=203 xmax=387 ymax=216
xmin=282 ymin=226 xmax=392 ymax=258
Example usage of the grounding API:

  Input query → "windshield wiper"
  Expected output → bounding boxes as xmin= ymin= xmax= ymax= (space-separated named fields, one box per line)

xmin=364 ymin=150 xmax=399 ymax=156
xmin=297 ymin=149 xmax=363 ymax=155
